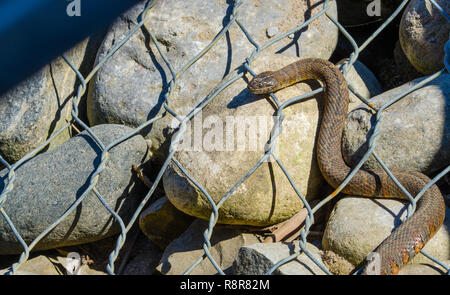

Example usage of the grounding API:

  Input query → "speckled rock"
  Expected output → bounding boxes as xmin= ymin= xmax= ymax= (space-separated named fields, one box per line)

xmin=156 ymin=219 xmax=261 ymax=275
xmin=320 ymin=250 xmax=355 ymax=275
xmin=233 ymin=242 xmax=327 ymax=275
xmin=336 ymin=0 xmax=402 ymax=26
xmin=399 ymin=0 xmax=450 ymax=75
xmin=0 ymin=256 xmax=61 ymax=275
xmin=139 ymin=196 xmax=195 ymax=249
xmin=163 ymin=53 xmax=382 ymax=226
xmin=322 ymin=197 xmax=450 ymax=267
xmin=336 ymin=59 xmax=383 ymax=111
xmin=0 ymin=37 xmax=98 ymax=166
xmin=343 ymin=74 xmax=450 ymax=176
xmin=163 ymin=54 xmax=327 ymax=226
xmin=0 ymin=124 xmax=149 ymax=254
xmin=87 ymin=0 xmax=338 ymax=164
xmin=398 ymin=260 xmax=450 ymax=275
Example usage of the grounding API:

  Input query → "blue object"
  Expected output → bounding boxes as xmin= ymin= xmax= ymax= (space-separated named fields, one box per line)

xmin=0 ymin=0 xmax=139 ymax=95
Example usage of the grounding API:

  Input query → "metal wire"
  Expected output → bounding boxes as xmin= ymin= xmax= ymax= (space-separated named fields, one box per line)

xmin=0 ymin=0 xmax=449 ymax=275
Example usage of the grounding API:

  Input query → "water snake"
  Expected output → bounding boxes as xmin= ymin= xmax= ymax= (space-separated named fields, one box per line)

xmin=247 ymin=58 xmax=446 ymax=275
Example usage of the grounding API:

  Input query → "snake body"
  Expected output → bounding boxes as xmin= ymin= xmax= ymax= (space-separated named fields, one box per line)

xmin=248 ymin=58 xmax=446 ymax=275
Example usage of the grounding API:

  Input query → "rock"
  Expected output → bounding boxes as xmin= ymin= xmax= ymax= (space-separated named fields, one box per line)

xmin=156 ymin=219 xmax=261 ymax=275
xmin=139 ymin=196 xmax=195 ymax=249
xmin=233 ymin=242 xmax=327 ymax=275
xmin=121 ymin=234 xmax=163 ymax=275
xmin=321 ymin=250 xmax=355 ymax=275
xmin=87 ymin=0 xmax=338 ymax=164
xmin=0 ymin=37 xmax=96 ymax=166
xmin=76 ymin=29 xmax=109 ymax=125
xmin=343 ymin=74 xmax=450 ymax=176
xmin=0 ymin=124 xmax=149 ymax=254
xmin=322 ymin=197 xmax=450 ymax=266
xmin=399 ymin=0 xmax=450 ymax=75
xmin=163 ymin=54 xmax=327 ymax=226
xmin=398 ymin=260 xmax=450 ymax=275
xmin=163 ymin=53 xmax=383 ymax=226
xmin=0 ymin=255 xmax=61 ymax=275
xmin=0 ymin=254 xmax=107 ymax=275
xmin=336 ymin=59 xmax=383 ymax=111
xmin=336 ymin=0 xmax=401 ymax=26
xmin=163 ymin=53 xmax=387 ymax=226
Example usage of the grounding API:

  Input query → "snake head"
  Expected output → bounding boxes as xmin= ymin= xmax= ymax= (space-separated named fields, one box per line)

xmin=248 ymin=71 xmax=281 ymax=94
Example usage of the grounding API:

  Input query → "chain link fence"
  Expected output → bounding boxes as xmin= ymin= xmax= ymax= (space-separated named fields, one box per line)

xmin=0 ymin=0 xmax=449 ymax=275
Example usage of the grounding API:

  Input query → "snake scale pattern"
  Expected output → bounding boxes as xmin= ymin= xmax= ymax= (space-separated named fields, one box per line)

xmin=248 ymin=58 xmax=446 ymax=275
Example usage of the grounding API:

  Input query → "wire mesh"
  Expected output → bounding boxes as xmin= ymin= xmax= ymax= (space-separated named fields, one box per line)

xmin=0 ymin=0 xmax=449 ymax=275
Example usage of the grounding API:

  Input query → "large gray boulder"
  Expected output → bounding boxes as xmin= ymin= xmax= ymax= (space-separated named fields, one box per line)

xmin=162 ymin=52 xmax=389 ymax=226
xmin=0 ymin=124 xmax=149 ymax=254
xmin=343 ymin=74 xmax=450 ymax=175
xmin=399 ymin=0 xmax=450 ymax=74
xmin=162 ymin=54 xmax=328 ymax=226
xmin=0 ymin=37 xmax=100 ymax=166
xmin=87 ymin=0 xmax=338 ymax=164
xmin=156 ymin=219 xmax=261 ymax=275
xmin=322 ymin=197 xmax=450 ymax=267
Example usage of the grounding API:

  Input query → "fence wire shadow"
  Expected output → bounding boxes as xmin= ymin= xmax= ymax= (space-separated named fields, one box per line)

xmin=0 ymin=0 xmax=449 ymax=275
